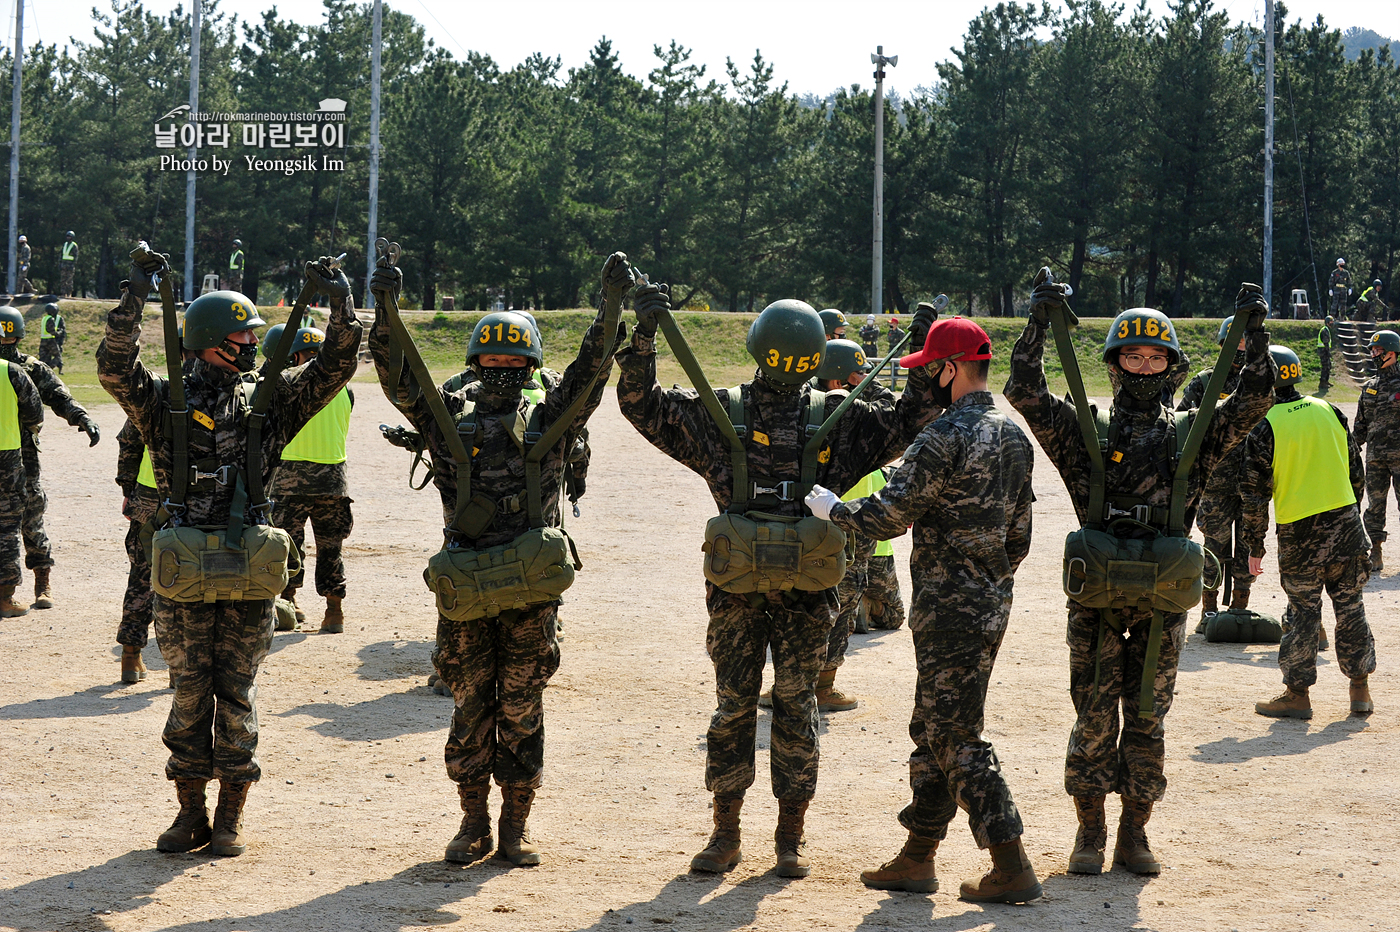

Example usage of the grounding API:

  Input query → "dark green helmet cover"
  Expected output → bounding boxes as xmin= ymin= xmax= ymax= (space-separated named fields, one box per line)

xmin=748 ymin=299 xmax=826 ymax=384
xmin=816 ymin=338 xmax=871 ymax=383
xmin=1269 ymin=344 xmax=1301 ymax=388
xmin=0 ymin=305 xmax=24 ymax=340
xmin=291 ymin=326 xmax=325 ymax=358
xmin=262 ymin=323 xmax=285 ymax=358
xmin=1369 ymin=329 xmax=1400 ymax=354
xmin=182 ymin=290 xmax=264 ymax=351
xmin=466 ymin=311 xmax=544 ymax=367
xmin=1103 ymin=307 xmax=1181 ymax=365
xmin=1216 ymin=316 xmax=1234 ymax=345
xmin=818 ymin=308 xmax=848 ymax=338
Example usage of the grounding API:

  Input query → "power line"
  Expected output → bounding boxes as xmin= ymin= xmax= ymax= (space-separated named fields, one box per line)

xmin=413 ymin=0 xmax=471 ymax=60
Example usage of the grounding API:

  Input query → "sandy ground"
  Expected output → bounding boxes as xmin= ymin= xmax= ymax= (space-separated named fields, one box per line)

xmin=1 ymin=370 xmax=1396 ymax=932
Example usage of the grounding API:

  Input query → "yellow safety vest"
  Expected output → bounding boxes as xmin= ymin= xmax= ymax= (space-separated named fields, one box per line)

xmin=1264 ymin=396 xmax=1356 ymax=524
xmin=61 ymin=241 xmax=77 ymax=262
xmin=0 ymin=362 xmax=20 ymax=451
xmin=137 ymin=448 xmax=157 ymax=489
xmin=40 ymin=315 xmax=56 ymax=340
xmin=282 ymin=387 xmax=351 ymax=464
xmin=229 ymin=249 xmax=244 ymax=272
xmin=523 ymin=371 xmax=546 ymax=404
xmin=842 ymin=468 xmax=896 ymax=556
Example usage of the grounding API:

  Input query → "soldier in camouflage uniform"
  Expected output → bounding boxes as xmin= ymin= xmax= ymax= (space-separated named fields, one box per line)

xmin=114 ymin=418 xmax=161 ymax=683
xmin=864 ymin=542 xmax=906 ymax=630
xmin=810 ymin=316 xmax=1040 ymax=903
xmin=1177 ymin=317 xmax=1254 ymax=628
xmin=617 ymin=290 xmax=940 ymax=878
xmin=0 ymin=357 xmax=42 ymax=617
xmin=368 ymin=253 xmax=629 ymax=867
xmin=98 ymin=248 xmax=360 ymax=858
xmin=1355 ymin=280 xmax=1387 ymax=323
xmin=1354 ymin=329 xmax=1400 ymax=572
xmin=0 ymin=305 xmax=100 ymax=610
xmin=1241 ymin=346 xmax=1375 ymax=720
xmin=1328 ymin=259 xmax=1351 ymax=316
xmin=1005 ymin=273 xmax=1274 ymax=876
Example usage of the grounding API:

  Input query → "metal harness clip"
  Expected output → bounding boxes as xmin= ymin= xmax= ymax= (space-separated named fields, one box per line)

xmin=753 ymin=480 xmax=797 ymax=501
xmin=195 ymin=465 xmax=234 ymax=485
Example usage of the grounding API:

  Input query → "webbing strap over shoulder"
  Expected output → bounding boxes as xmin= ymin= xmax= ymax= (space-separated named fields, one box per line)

xmin=1050 ymin=304 xmax=1109 ymax=530
xmin=723 ymin=386 xmax=750 ymax=513
xmin=798 ymin=389 xmax=828 ymax=495
xmin=454 ymin=401 xmax=478 ymax=515
xmin=153 ymin=264 xmax=190 ymax=522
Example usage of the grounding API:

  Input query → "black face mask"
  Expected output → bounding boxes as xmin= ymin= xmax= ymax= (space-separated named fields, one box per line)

xmin=218 ymin=339 xmax=259 ymax=373
xmin=1117 ymin=370 xmax=1169 ymax=403
xmin=929 ymin=363 xmax=955 ymax=408
xmin=0 ymin=342 xmax=19 ymax=362
xmin=1230 ymin=349 xmax=1247 ymax=371
xmin=756 ymin=370 xmax=803 ymax=394
xmin=476 ymin=364 xmax=533 ymax=394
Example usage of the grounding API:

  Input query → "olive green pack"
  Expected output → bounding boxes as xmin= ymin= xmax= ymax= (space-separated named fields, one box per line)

xmin=152 ymin=524 xmax=299 ymax=603
xmin=1205 ymin=608 xmax=1282 ymax=644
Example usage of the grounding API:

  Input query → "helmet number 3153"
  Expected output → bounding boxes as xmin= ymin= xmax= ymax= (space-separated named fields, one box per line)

xmin=765 ymin=349 xmax=821 ymax=374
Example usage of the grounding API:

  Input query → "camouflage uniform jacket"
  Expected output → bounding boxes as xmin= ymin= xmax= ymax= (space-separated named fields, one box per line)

xmin=0 ymin=344 xmax=89 ymax=470
xmin=270 ymin=386 xmax=354 ymax=499
xmin=1176 ymin=363 xmax=1247 ymax=508
xmin=368 ymin=310 xmax=620 ymax=546
xmin=116 ymin=418 xmax=161 ymax=522
xmin=1329 ymin=267 xmax=1351 ymax=293
xmin=615 ymin=328 xmax=939 ymax=514
xmin=1 ymin=360 xmax=44 ymax=449
xmin=828 ymin=390 xmax=1033 ymax=602
xmin=1353 ymin=363 xmax=1400 ymax=450
xmin=96 ymin=286 xmax=363 ymax=527
xmin=1003 ymin=318 xmax=1275 ymax=534
xmin=1239 ymin=389 xmax=1366 ymax=560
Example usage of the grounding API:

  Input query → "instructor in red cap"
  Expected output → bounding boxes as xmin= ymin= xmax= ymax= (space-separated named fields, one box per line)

xmin=805 ymin=317 xmax=1042 ymax=903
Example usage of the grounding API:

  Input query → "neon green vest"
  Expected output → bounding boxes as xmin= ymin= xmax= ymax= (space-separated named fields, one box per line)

xmin=282 ymin=388 xmax=351 ymax=464
xmin=841 ymin=468 xmax=895 ymax=556
xmin=522 ymin=371 xmax=546 ymax=404
xmin=229 ymin=249 xmax=244 ymax=271
xmin=40 ymin=315 xmax=55 ymax=340
xmin=0 ymin=362 xmax=20 ymax=451
xmin=1264 ymin=396 xmax=1356 ymax=524
xmin=137 ymin=448 xmax=157 ymax=489
xmin=61 ymin=241 xmax=77 ymax=262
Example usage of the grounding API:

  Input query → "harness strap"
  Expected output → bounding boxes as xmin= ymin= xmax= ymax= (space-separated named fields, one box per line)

xmin=1139 ymin=609 xmax=1166 ymax=717
xmin=153 ymin=265 xmax=190 ymax=522
xmin=1048 ymin=304 xmax=1109 ymax=529
xmin=724 ymin=385 xmax=750 ymax=513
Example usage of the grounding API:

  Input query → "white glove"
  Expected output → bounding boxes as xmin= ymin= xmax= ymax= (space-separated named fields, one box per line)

xmin=805 ymin=484 xmax=840 ymax=521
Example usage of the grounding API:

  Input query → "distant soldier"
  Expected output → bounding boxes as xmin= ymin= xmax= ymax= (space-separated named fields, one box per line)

xmin=1355 ymin=280 xmax=1386 ymax=323
xmin=888 ymin=317 xmax=905 ymax=385
xmin=1317 ymin=316 xmax=1334 ymax=395
xmin=818 ymin=308 xmax=849 ymax=340
xmin=0 ymin=356 xmax=42 ymax=617
xmin=1328 ymin=259 xmax=1351 ymax=316
xmin=16 ymin=235 xmax=32 ymax=294
xmin=226 ymin=239 xmax=245 ymax=294
xmin=1241 ymin=346 xmax=1375 ymax=721
xmin=115 ymin=418 xmax=160 ymax=683
xmin=864 ymin=531 xmax=906 ymax=630
xmin=59 ymin=232 xmax=78 ymax=297
xmin=39 ymin=303 xmax=66 ymax=373
xmin=859 ymin=314 xmax=881 ymax=360
xmin=0 ymin=305 xmax=100 ymax=610
xmin=1354 ymin=329 xmax=1400 ymax=572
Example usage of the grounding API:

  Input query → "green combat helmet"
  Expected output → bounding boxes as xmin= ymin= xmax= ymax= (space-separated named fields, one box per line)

xmin=1103 ymin=307 xmax=1182 ymax=365
xmin=292 ymin=326 xmax=325 ymax=357
xmin=183 ymin=290 xmax=264 ymax=350
xmin=0 ymin=305 xmax=24 ymax=340
xmin=816 ymin=338 xmax=871 ymax=384
xmin=748 ymin=299 xmax=826 ymax=385
xmin=1269 ymin=344 xmax=1302 ymax=388
xmin=1370 ymin=329 xmax=1400 ymax=355
xmin=818 ymin=308 xmax=848 ymax=338
xmin=1215 ymin=316 xmax=1234 ymax=344
xmin=262 ymin=323 xmax=285 ymax=358
xmin=466 ymin=311 xmax=544 ymax=367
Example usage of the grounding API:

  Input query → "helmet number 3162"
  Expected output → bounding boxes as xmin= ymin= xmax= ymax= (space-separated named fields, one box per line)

xmin=1116 ymin=316 xmax=1169 ymax=341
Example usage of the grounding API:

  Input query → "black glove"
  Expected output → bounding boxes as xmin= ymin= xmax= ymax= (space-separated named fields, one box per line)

xmin=1235 ymin=283 xmax=1269 ymax=331
xmin=127 ymin=244 xmax=168 ymax=295
xmin=81 ymin=420 xmax=100 ymax=446
xmin=1029 ymin=268 xmax=1075 ymax=326
xmin=634 ymin=282 xmax=670 ymax=336
xmin=908 ymin=303 xmax=937 ymax=352
xmin=600 ymin=252 xmax=635 ymax=304
xmin=306 ymin=258 xmax=351 ymax=300
xmin=370 ymin=265 xmax=402 ymax=306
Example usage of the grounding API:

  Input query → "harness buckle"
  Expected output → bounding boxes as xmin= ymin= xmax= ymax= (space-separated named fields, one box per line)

xmin=524 ymin=431 xmax=542 ymax=444
xmin=753 ymin=480 xmax=797 ymax=501
xmin=194 ymin=465 xmax=234 ymax=485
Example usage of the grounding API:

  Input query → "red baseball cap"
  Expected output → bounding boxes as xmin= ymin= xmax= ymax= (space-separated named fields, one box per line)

xmin=900 ymin=316 xmax=993 ymax=369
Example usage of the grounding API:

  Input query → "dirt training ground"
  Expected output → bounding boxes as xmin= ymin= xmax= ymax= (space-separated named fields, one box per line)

xmin=1 ymin=377 xmax=1395 ymax=932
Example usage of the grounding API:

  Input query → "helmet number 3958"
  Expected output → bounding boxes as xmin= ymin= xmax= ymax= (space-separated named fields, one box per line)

xmin=764 ymin=349 xmax=821 ymax=374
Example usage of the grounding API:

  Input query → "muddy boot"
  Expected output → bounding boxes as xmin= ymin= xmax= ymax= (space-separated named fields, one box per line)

xmin=1255 ymin=685 xmax=1312 ymax=720
xmin=1350 ymin=677 xmax=1374 ymax=714
xmin=32 ymin=567 xmax=52 ymax=609
xmin=1196 ymin=589 xmax=1218 ymax=634
xmin=859 ymin=832 xmax=939 ymax=892
xmin=1113 ymin=799 xmax=1161 ymax=875
xmin=209 ymin=781 xmax=250 ymax=857
xmin=321 ymin=595 xmax=344 ymax=634
xmin=445 ymin=782 xmax=492 ymax=863
xmin=1068 ymin=795 xmax=1108 ymax=874
xmin=758 ymin=687 xmax=773 ymax=709
xmin=497 ymin=785 xmax=541 ymax=866
xmin=959 ymin=837 xmax=1042 ymax=903
xmin=156 ymin=779 xmax=211 ymax=852
xmin=774 ymin=798 xmax=811 ymax=878
xmin=690 ymin=794 xmax=743 ymax=873
xmin=1231 ymin=586 xmax=1250 ymax=611
xmin=281 ymin=585 xmax=306 ymax=625
xmin=1371 ymin=543 xmax=1384 ymax=573
xmin=0 ymin=584 xmax=30 ymax=617
xmin=816 ymin=668 xmax=858 ymax=712
xmin=121 ymin=645 xmax=148 ymax=683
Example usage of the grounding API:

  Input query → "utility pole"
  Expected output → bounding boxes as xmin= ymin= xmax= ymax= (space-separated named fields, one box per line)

xmin=7 ymin=0 xmax=22 ymax=294
xmin=366 ymin=0 xmax=381 ymax=309
xmin=871 ymin=46 xmax=897 ymax=320
xmin=1263 ymin=0 xmax=1275 ymax=309
xmin=184 ymin=0 xmax=201 ymax=302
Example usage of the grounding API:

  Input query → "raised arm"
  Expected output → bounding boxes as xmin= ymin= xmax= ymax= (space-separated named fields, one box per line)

xmin=269 ymin=265 xmax=362 ymax=444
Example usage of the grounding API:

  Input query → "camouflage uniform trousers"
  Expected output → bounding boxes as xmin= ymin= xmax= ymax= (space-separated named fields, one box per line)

xmin=825 ymin=536 xmax=876 ymax=671
xmin=1318 ymin=346 xmax=1332 ymax=388
xmin=865 ymin=554 xmax=906 ymax=630
xmin=19 ymin=449 xmax=51 ymax=569
xmin=116 ymin=516 xmax=155 ymax=648
xmin=434 ymin=604 xmax=561 ymax=788
xmin=272 ymin=495 xmax=353 ymax=598
xmin=225 ymin=272 xmax=243 ymax=295
xmin=153 ymin=597 xmax=275 ymax=782
xmin=1198 ymin=492 xmax=1253 ymax=596
xmin=0 ymin=453 xmax=23 ymax=587
xmin=705 ymin=583 xmax=835 ymax=800
xmin=1065 ymin=602 xmax=1187 ymax=801
xmin=38 ymin=341 xmax=61 ymax=372
xmin=1277 ymin=541 xmax=1376 ymax=692
xmin=59 ymin=263 xmax=74 ymax=297
xmin=901 ymin=595 xmax=1024 ymax=847
xmin=1362 ymin=448 xmax=1400 ymax=545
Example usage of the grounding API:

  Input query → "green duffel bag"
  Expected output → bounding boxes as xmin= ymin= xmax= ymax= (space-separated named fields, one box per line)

xmin=702 ymin=511 xmax=847 ymax=594
xmin=1062 ymin=525 xmax=1204 ymax=614
xmin=151 ymin=524 xmax=299 ymax=604
xmin=1205 ymin=608 xmax=1283 ymax=644
xmin=426 ymin=525 xmax=579 ymax=622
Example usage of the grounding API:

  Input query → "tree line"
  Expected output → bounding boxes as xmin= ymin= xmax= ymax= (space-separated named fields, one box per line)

xmin=5 ymin=0 xmax=1398 ymax=318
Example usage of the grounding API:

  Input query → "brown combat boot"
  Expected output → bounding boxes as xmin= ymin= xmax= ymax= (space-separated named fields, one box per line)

xmin=0 ymin=584 xmax=30 ymax=617
xmin=281 ymin=585 xmax=305 ymax=624
xmin=1196 ymin=589 xmax=1218 ymax=633
xmin=690 ymin=794 xmax=743 ymax=872
xmin=321 ymin=596 xmax=344 ymax=634
xmin=121 ymin=645 xmax=147 ymax=683
xmin=1256 ymin=685 xmax=1312 ymax=720
xmin=32 ymin=567 xmax=52 ymax=609
xmin=1231 ymin=586 xmax=1251 ymax=611
xmin=959 ymin=837 xmax=1042 ymax=903
xmin=1371 ymin=543 xmax=1384 ymax=573
xmin=816 ymin=668 xmax=859 ymax=712
xmin=1351 ymin=677 xmax=1374 ymax=714
xmin=156 ymin=779 xmax=211 ymax=852
xmin=774 ymin=798 xmax=811 ymax=878
xmin=445 ymin=782 xmax=492 ymax=863
xmin=1113 ymin=799 xmax=1161 ymax=874
xmin=209 ymin=781 xmax=250 ymax=857
xmin=859 ymin=832 xmax=939 ymax=892
xmin=497 ymin=785 xmax=541 ymax=866
xmin=1068 ymin=795 xmax=1108 ymax=874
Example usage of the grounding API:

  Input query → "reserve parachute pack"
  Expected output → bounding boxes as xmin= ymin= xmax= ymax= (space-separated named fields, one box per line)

xmin=1047 ymin=270 xmax=1250 ymax=715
